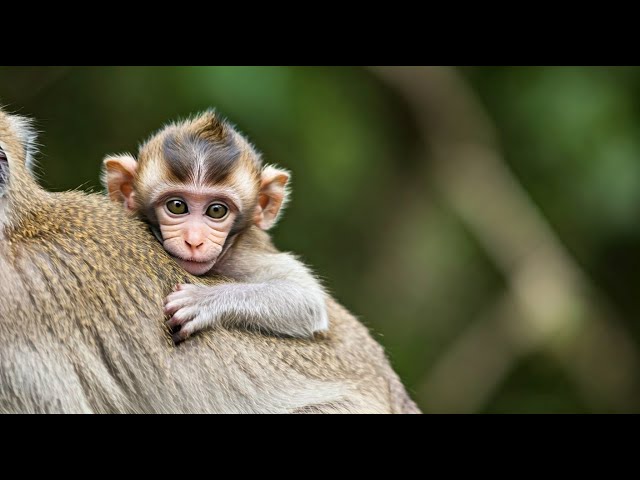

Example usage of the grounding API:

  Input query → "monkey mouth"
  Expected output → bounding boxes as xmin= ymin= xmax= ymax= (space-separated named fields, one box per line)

xmin=171 ymin=255 xmax=216 ymax=276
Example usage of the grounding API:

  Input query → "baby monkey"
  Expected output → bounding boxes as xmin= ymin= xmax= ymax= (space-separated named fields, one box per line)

xmin=103 ymin=110 xmax=329 ymax=341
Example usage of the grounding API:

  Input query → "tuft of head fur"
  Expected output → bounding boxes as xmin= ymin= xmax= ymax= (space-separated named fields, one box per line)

xmin=137 ymin=109 xmax=262 ymax=175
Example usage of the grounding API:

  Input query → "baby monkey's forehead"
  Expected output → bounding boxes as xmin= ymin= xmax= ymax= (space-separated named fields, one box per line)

xmin=160 ymin=130 xmax=242 ymax=185
xmin=136 ymin=111 xmax=263 ymax=208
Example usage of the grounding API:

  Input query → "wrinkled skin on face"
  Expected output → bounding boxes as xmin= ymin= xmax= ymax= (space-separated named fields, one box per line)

xmin=153 ymin=186 xmax=241 ymax=276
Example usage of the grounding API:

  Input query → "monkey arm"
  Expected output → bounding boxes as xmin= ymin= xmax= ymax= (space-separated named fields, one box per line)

xmin=165 ymin=251 xmax=330 ymax=340
xmin=166 ymin=280 xmax=328 ymax=340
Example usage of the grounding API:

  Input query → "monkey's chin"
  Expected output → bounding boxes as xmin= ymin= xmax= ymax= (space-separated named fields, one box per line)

xmin=175 ymin=258 xmax=216 ymax=276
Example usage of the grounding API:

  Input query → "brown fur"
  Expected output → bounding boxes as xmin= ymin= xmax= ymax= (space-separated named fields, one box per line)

xmin=133 ymin=110 xmax=260 ymax=217
xmin=0 ymin=108 xmax=420 ymax=413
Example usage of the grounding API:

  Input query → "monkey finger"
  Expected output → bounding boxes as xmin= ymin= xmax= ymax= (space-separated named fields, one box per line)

xmin=166 ymin=315 xmax=186 ymax=329
xmin=164 ymin=289 xmax=199 ymax=307
xmin=166 ymin=306 xmax=197 ymax=328
xmin=172 ymin=330 xmax=190 ymax=344
xmin=172 ymin=319 xmax=203 ymax=343
xmin=175 ymin=283 xmax=205 ymax=294
xmin=165 ymin=290 xmax=190 ymax=302
xmin=177 ymin=315 xmax=216 ymax=339
xmin=164 ymin=297 xmax=193 ymax=316
xmin=176 ymin=322 xmax=196 ymax=341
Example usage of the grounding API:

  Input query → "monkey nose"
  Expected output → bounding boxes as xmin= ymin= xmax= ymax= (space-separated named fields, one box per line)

xmin=185 ymin=239 xmax=205 ymax=251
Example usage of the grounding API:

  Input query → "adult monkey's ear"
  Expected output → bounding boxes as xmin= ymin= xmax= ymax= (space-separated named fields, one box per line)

xmin=102 ymin=153 xmax=138 ymax=211
xmin=254 ymin=165 xmax=290 ymax=230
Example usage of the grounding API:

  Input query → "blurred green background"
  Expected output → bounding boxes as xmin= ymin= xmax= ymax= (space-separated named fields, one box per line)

xmin=2 ymin=66 xmax=640 ymax=413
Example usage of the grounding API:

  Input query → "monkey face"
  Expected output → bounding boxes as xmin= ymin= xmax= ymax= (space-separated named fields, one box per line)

xmin=154 ymin=186 xmax=240 ymax=276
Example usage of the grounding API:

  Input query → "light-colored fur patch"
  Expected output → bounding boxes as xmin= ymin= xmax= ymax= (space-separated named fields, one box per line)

xmin=5 ymin=114 xmax=38 ymax=172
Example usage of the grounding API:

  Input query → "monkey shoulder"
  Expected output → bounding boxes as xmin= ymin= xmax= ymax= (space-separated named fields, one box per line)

xmin=236 ymin=226 xmax=279 ymax=253
xmin=215 ymin=230 xmax=316 ymax=286
xmin=215 ymin=244 xmax=295 ymax=280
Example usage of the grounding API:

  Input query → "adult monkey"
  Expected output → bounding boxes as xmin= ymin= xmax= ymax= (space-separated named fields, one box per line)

xmin=0 ymin=108 xmax=420 ymax=414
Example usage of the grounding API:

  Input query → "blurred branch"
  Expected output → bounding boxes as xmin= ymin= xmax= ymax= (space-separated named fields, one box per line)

xmin=370 ymin=66 xmax=640 ymax=412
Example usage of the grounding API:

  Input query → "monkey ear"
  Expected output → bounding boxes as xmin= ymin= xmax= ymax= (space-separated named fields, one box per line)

xmin=102 ymin=154 xmax=138 ymax=211
xmin=254 ymin=165 xmax=290 ymax=230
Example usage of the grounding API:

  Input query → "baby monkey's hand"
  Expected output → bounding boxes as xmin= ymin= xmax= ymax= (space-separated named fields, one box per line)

xmin=164 ymin=284 xmax=218 ymax=343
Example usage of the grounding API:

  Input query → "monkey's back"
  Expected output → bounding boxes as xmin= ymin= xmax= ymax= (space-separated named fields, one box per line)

xmin=0 ymin=189 xmax=419 ymax=413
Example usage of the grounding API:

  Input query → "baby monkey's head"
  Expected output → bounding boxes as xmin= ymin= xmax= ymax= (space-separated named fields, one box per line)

xmin=102 ymin=110 xmax=290 ymax=276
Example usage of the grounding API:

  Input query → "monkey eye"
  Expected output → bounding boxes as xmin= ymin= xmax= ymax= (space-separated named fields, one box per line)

xmin=206 ymin=203 xmax=229 ymax=220
xmin=166 ymin=199 xmax=188 ymax=215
